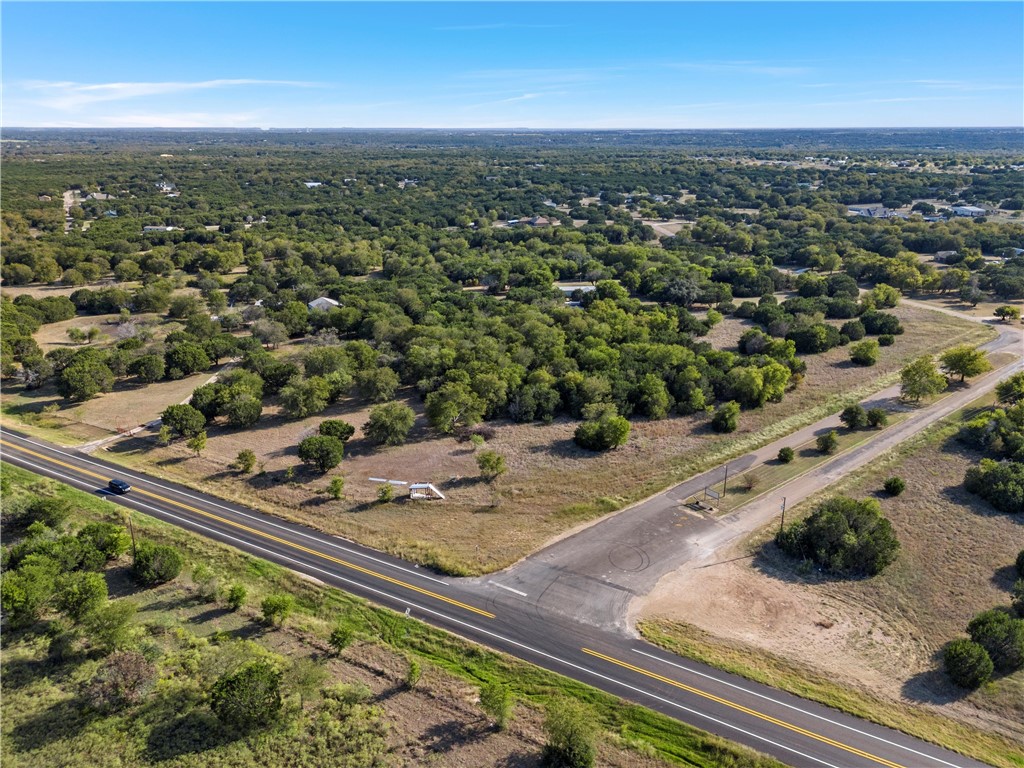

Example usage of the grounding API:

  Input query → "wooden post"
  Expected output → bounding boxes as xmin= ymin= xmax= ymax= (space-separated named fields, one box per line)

xmin=722 ymin=463 xmax=729 ymax=496
xmin=125 ymin=511 xmax=137 ymax=559
xmin=779 ymin=497 xmax=787 ymax=536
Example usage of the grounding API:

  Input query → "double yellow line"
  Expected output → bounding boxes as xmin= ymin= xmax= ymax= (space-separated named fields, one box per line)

xmin=583 ymin=648 xmax=904 ymax=768
xmin=0 ymin=438 xmax=494 ymax=619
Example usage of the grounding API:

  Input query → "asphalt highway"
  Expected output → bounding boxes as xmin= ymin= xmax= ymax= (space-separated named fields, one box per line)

xmin=0 ymin=428 xmax=990 ymax=768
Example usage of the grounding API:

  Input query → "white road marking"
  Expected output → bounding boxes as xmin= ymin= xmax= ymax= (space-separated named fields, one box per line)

xmin=632 ymin=648 xmax=966 ymax=768
xmin=5 ymin=454 xmax=896 ymax=768
xmin=488 ymin=580 xmax=528 ymax=596
xmin=3 ymin=433 xmax=449 ymax=586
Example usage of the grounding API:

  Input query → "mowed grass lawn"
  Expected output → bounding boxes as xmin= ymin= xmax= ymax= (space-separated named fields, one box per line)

xmin=10 ymin=302 xmax=998 ymax=575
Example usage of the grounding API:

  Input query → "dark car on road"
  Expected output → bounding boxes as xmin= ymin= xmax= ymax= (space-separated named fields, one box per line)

xmin=107 ymin=479 xmax=132 ymax=494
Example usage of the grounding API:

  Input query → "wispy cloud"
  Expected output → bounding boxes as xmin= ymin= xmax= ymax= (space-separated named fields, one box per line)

xmin=23 ymin=79 xmax=323 ymax=111
xmin=911 ymin=79 xmax=1019 ymax=92
xmin=667 ymin=60 xmax=810 ymax=77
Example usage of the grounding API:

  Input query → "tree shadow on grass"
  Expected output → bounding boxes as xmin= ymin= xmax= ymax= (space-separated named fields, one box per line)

xmin=496 ymin=750 xmax=542 ymax=768
xmin=146 ymin=709 xmax=234 ymax=761
xmin=900 ymin=656 xmax=972 ymax=706
xmin=991 ymin=564 xmax=1021 ymax=592
xmin=9 ymin=696 xmax=98 ymax=751
xmin=188 ymin=606 xmax=232 ymax=625
xmin=751 ymin=540 xmax=858 ymax=587
xmin=420 ymin=718 xmax=489 ymax=754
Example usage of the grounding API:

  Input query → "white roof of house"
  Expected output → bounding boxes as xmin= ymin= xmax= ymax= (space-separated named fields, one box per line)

xmin=307 ymin=297 xmax=339 ymax=310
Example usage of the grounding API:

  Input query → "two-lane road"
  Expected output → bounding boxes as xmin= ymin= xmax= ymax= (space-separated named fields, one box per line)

xmin=0 ymin=429 xmax=990 ymax=768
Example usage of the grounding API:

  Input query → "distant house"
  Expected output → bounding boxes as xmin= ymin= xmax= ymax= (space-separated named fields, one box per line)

xmin=155 ymin=181 xmax=175 ymax=192
xmin=528 ymin=216 xmax=552 ymax=227
xmin=103 ymin=210 xmax=118 ymax=218
xmin=37 ymin=194 xmax=52 ymax=202
xmin=952 ymin=205 xmax=987 ymax=217
xmin=86 ymin=192 xmax=115 ymax=201
xmin=847 ymin=206 xmax=889 ymax=219
xmin=304 ymin=181 xmax=323 ymax=188
xmin=307 ymin=297 xmax=340 ymax=311
xmin=142 ymin=225 xmax=179 ymax=232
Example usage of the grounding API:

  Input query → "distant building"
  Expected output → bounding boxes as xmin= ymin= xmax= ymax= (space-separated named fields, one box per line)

xmin=304 ymin=181 xmax=323 ymax=188
xmin=86 ymin=192 xmax=115 ymax=201
xmin=37 ymin=194 xmax=52 ymax=202
xmin=103 ymin=210 xmax=118 ymax=217
xmin=528 ymin=216 xmax=552 ymax=227
xmin=142 ymin=225 xmax=179 ymax=232
xmin=155 ymin=181 xmax=176 ymax=192
xmin=307 ymin=297 xmax=340 ymax=311
xmin=847 ymin=206 xmax=889 ymax=218
xmin=952 ymin=205 xmax=987 ymax=217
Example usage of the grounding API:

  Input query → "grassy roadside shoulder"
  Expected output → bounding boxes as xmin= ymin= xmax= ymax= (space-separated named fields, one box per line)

xmin=638 ymin=619 xmax=1024 ymax=768
xmin=639 ymin=392 xmax=1024 ymax=768
xmin=0 ymin=463 xmax=783 ymax=768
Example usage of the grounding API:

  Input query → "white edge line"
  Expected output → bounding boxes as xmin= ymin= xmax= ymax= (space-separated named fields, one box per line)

xmin=632 ymin=648 xmax=966 ymax=768
xmin=488 ymin=580 xmax=528 ymax=596
xmin=3 ymin=433 xmax=449 ymax=586
xmin=11 ymin=455 xmax=844 ymax=768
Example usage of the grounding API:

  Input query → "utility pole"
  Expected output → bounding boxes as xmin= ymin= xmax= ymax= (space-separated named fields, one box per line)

xmin=125 ymin=510 xmax=137 ymax=559
xmin=721 ymin=463 xmax=729 ymax=496
xmin=778 ymin=497 xmax=787 ymax=536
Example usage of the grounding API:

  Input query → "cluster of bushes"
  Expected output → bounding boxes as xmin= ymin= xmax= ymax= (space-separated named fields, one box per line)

xmin=958 ymin=372 xmax=1024 ymax=514
xmin=943 ymin=552 xmax=1024 ymax=689
xmin=775 ymin=496 xmax=901 ymax=577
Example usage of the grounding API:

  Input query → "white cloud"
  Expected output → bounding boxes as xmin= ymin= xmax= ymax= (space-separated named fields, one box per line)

xmin=22 ymin=79 xmax=322 ymax=111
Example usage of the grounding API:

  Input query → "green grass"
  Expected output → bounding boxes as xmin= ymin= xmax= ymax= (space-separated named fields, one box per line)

xmin=0 ymin=463 xmax=783 ymax=768
xmin=639 ymin=619 xmax=1024 ymax=768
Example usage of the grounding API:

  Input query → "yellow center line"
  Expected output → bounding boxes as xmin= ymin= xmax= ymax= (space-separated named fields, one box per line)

xmin=1 ymin=439 xmax=495 ymax=619
xmin=582 ymin=648 xmax=904 ymax=768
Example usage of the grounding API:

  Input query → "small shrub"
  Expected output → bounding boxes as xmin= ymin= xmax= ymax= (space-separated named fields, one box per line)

xmin=377 ymin=484 xmax=394 ymax=503
xmin=878 ymin=334 xmax=895 ymax=347
xmin=327 ymin=477 xmax=345 ymax=500
xmin=840 ymin=404 xmax=868 ymax=430
xmin=944 ymin=638 xmax=996 ymax=688
xmin=866 ymin=408 xmax=889 ymax=428
xmin=777 ymin=446 xmax=795 ymax=463
xmin=210 ymin=661 xmax=283 ymax=730
xmin=742 ymin=472 xmax=761 ymax=492
xmin=132 ymin=542 xmax=184 ymax=586
xmin=329 ymin=624 xmax=355 ymax=654
xmin=405 ymin=657 xmax=422 ymax=689
xmin=967 ymin=608 xmax=1024 ymax=672
xmin=192 ymin=564 xmax=219 ymax=602
xmin=319 ymin=419 xmax=355 ymax=441
xmin=261 ymin=594 xmax=293 ymax=626
xmin=85 ymin=650 xmax=157 ymax=711
xmin=542 ymin=698 xmax=596 ymax=768
xmin=470 ymin=434 xmax=486 ymax=449
xmin=476 ymin=450 xmax=508 ymax=480
xmin=226 ymin=584 xmax=247 ymax=611
xmin=710 ymin=400 xmax=740 ymax=434
xmin=883 ymin=476 xmax=906 ymax=496
xmin=816 ymin=430 xmax=839 ymax=454
xmin=479 ymin=681 xmax=514 ymax=730
xmin=233 ymin=449 xmax=256 ymax=473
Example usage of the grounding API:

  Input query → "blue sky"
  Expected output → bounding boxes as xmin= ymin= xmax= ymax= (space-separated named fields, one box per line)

xmin=2 ymin=2 xmax=1021 ymax=128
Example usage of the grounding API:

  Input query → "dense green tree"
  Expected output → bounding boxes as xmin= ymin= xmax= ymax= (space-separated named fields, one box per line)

xmin=711 ymin=400 xmax=740 ymax=433
xmin=900 ymin=357 xmax=947 ymax=402
xmin=211 ymin=661 xmax=283 ymax=730
xmin=574 ymin=404 xmax=630 ymax=451
xmin=840 ymin=404 xmax=868 ymax=430
xmin=131 ymin=542 xmax=184 ymax=585
xmin=279 ymin=376 xmax=330 ymax=419
xmin=776 ymin=495 xmax=900 ymax=576
xmin=364 ymin=401 xmax=416 ymax=446
xmin=161 ymin=403 xmax=206 ymax=437
xmin=967 ymin=609 xmax=1024 ymax=672
xmin=943 ymin=639 xmax=994 ymax=689
xmin=849 ymin=340 xmax=880 ymax=366
xmin=297 ymin=434 xmax=344 ymax=473
xmin=164 ymin=342 xmax=211 ymax=379
xmin=425 ymin=382 xmax=486 ymax=433
xmin=54 ymin=571 xmax=108 ymax=622
xmin=939 ymin=345 xmax=993 ymax=382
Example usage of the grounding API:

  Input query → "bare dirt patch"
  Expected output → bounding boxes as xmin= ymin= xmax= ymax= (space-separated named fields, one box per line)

xmin=639 ymin=420 xmax=1024 ymax=746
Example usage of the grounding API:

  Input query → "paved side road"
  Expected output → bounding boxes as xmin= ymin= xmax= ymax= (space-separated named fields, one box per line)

xmin=479 ymin=317 xmax=1023 ymax=631
xmin=0 ymin=429 xmax=990 ymax=768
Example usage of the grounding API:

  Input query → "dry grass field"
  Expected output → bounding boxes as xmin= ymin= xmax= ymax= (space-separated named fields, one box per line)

xmin=76 ymin=302 xmax=996 ymax=575
xmin=639 ymin=400 xmax=1024 ymax=761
